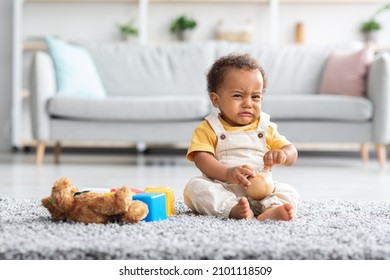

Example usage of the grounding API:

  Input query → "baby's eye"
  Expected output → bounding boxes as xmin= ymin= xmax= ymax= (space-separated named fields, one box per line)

xmin=233 ymin=94 xmax=242 ymax=98
xmin=252 ymin=94 xmax=262 ymax=100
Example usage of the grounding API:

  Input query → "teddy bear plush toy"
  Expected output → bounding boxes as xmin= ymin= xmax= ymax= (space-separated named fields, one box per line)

xmin=41 ymin=177 xmax=148 ymax=224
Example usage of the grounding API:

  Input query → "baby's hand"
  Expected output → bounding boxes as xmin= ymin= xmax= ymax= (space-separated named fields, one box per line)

xmin=226 ymin=165 xmax=255 ymax=189
xmin=263 ymin=150 xmax=287 ymax=170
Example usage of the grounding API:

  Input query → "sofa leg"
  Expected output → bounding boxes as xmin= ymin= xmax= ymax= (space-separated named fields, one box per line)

xmin=376 ymin=144 xmax=387 ymax=169
xmin=54 ymin=141 xmax=61 ymax=164
xmin=35 ymin=142 xmax=45 ymax=165
xmin=360 ymin=143 xmax=369 ymax=163
xmin=136 ymin=142 xmax=147 ymax=153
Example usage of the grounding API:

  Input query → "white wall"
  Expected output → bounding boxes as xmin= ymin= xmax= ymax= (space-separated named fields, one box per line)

xmin=0 ymin=0 xmax=12 ymax=151
xmin=21 ymin=1 xmax=390 ymax=46
xmin=23 ymin=2 xmax=139 ymax=42
xmin=278 ymin=3 xmax=390 ymax=46
xmin=148 ymin=2 xmax=271 ymax=45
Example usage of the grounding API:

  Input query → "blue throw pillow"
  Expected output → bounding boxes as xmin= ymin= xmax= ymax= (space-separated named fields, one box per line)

xmin=45 ymin=36 xmax=106 ymax=99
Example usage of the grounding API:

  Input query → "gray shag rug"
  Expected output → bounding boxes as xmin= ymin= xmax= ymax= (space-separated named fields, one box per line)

xmin=0 ymin=197 xmax=389 ymax=260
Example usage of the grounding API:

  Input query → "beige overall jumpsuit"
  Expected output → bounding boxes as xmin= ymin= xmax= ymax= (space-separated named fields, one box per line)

xmin=184 ymin=112 xmax=301 ymax=218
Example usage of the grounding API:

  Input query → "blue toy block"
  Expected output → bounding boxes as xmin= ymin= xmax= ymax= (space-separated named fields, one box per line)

xmin=144 ymin=186 xmax=175 ymax=216
xmin=132 ymin=193 xmax=167 ymax=222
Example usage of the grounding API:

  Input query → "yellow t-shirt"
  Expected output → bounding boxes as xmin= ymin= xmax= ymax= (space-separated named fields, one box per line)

xmin=186 ymin=114 xmax=291 ymax=162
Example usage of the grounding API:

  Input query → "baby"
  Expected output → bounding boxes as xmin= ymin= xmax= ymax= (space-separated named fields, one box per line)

xmin=183 ymin=53 xmax=301 ymax=221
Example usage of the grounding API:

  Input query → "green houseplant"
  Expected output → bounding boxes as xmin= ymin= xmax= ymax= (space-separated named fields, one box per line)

xmin=118 ymin=20 xmax=138 ymax=41
xmin=360 ymin=4 xmax=390 ymax=41
xmin=170 ymin=15 xmax=197 ymax=41
xmin=360 ymin=20 xmax=381 ymax=33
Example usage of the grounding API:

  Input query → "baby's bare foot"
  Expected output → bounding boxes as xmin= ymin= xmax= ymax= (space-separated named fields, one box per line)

xmin=257 ymin=203 xmax=294 ymax=221
xmin=229 ymin=197 xmax=254 ymax=219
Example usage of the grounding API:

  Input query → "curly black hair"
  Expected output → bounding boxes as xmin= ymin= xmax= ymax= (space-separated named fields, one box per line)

xmin=206 ymin=53 xmax=267 ymax=93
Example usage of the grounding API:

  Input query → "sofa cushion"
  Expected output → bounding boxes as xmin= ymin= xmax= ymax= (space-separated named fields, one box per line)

xmin=262 ymin=95 xmax=373 ymax=121
xmin=319 ymin=44 xmax=374 ymax=97
xmin=47 ymin=96 xmax=211 ymax=121
xmin=78 ymin=41 xmax=217 ymax=97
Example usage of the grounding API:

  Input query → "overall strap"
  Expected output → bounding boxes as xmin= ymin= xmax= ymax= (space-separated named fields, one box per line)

xmin=258 ymin=112 xmax=270 ymax=132
xmin=205 ymin=114 xmax=225 ymax=135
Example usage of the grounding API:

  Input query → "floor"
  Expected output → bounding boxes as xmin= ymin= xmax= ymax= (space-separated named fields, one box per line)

xmin=1 ymin=149 xmax=390 ymax=201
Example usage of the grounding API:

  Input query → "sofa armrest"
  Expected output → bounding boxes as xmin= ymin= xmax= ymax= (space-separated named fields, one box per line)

xmin=30 ymin=51 xmax=56 ymax=141
xmin=367 ymin=52 xmax=390 ymax=144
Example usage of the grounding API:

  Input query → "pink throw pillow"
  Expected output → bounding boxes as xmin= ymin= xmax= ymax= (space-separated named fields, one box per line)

xmin=319 ymin=44 xmax=374 ymax=97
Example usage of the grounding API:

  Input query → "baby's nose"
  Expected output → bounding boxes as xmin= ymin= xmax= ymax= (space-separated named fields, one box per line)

xmin=242 ymin=98 xmax=252 ymax=107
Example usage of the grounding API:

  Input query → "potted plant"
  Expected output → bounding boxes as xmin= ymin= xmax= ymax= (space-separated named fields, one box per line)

xmin=170 ymin=15 xmax=197 ymax=41
xmin=360 ymin=4 xmax=390 ymax=42
xmin=117 ymin=20 xmax=138 ymax=42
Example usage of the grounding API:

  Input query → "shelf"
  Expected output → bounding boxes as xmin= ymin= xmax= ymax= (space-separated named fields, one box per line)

xmin=152 ymin=0 xmax=268 ymax=2
xmin=280 ymin=0 xmax=389 ymax=3
xmin=25 ymin=0 xmax=390 ymax=3
xmin=26 ymin=0 xmax=268 ymax=3
xmin=23 ymin=40 xmax=47 ymax=51
xmin=26 ymin=0 xmax=138 ymax=2
xmin=376 ymin=46 xmax=390 ymax=53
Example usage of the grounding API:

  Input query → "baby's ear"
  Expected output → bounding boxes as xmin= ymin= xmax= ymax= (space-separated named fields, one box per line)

xmin=209 ymin=92 xmax=219 ymax=108
xmin=41 ymin=196 xmax=52 ymax=209
xmin=51 ymin=190 xmax=75 ymax=212
xmin=41 ymin=196 xmax=67 ymax=221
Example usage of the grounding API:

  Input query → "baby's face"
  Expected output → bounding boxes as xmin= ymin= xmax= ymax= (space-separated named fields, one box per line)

xmin=210 ymin=68 xmax=264 ymax=126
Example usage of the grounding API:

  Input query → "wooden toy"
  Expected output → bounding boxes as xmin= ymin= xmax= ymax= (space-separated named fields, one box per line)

xmin=144 ymin=186 xmax=175 ymax=216
xmin=246 ymin=170 xmax=275 ymax=200
xmin=132 ymin=193 xmax=167 ymax=222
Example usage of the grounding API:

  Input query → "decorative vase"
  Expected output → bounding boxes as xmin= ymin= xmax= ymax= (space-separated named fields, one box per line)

xmin=121 ymin=34 xmax=137 ymax=43
xmin=363 ymin=31 xmax=379 ymax=43
xmin=176 ymin=29 xmax=192 ymax=41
